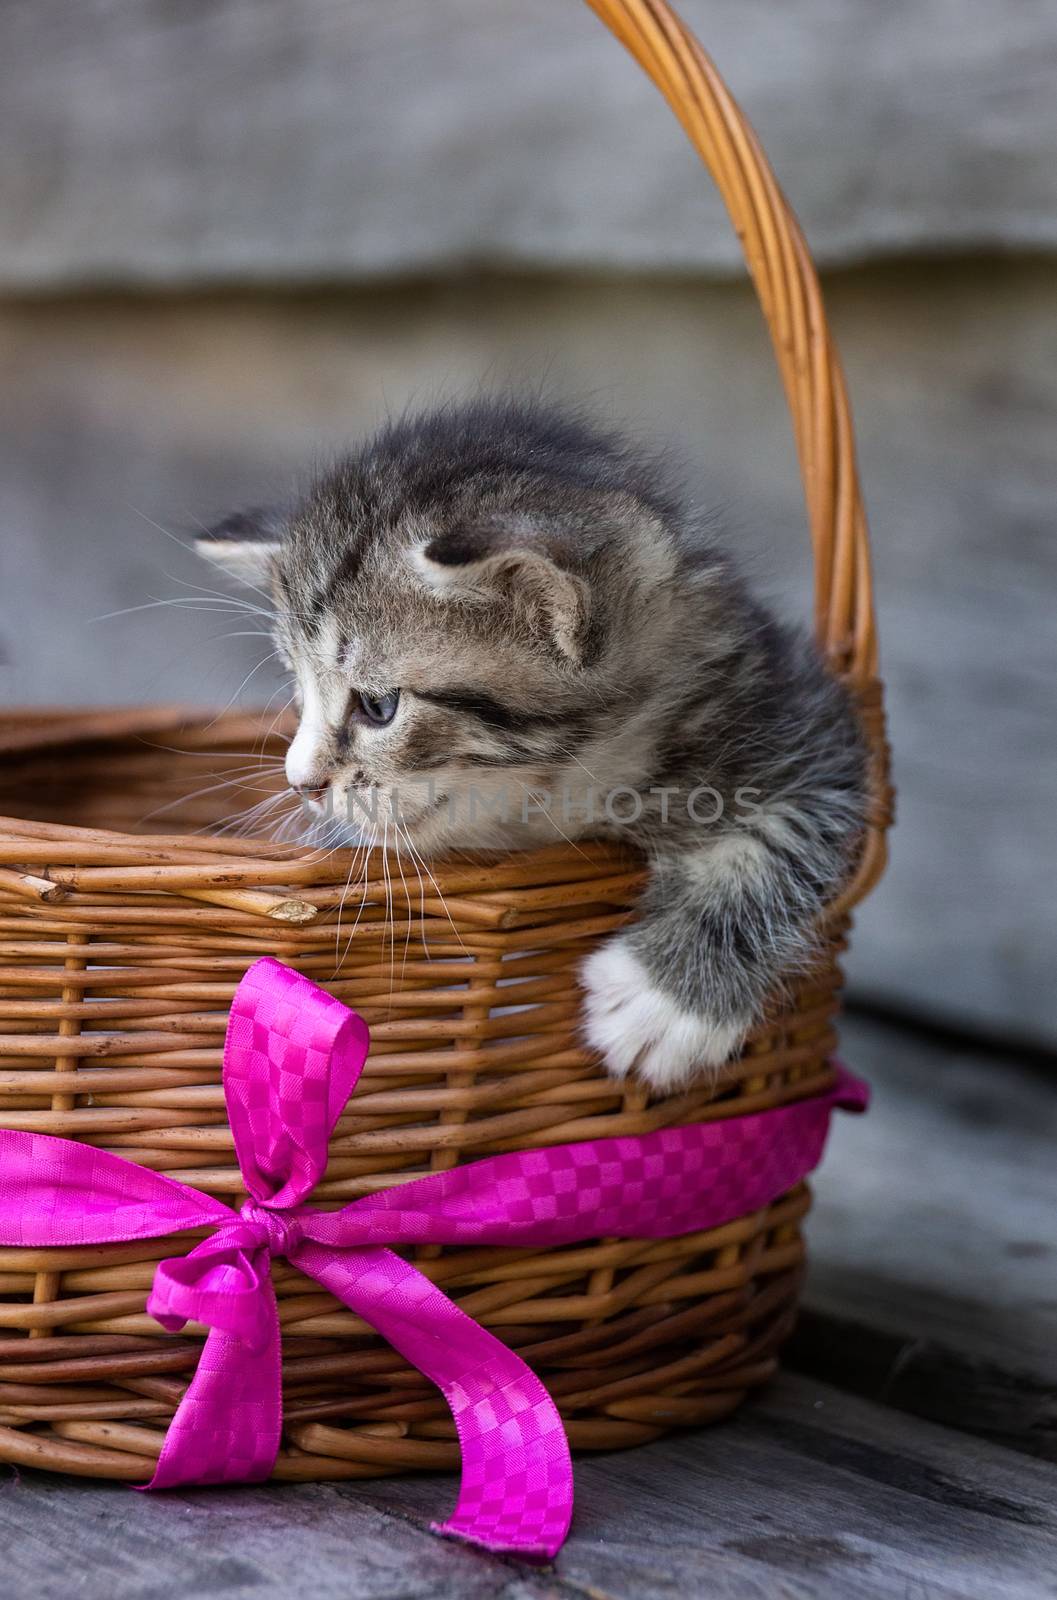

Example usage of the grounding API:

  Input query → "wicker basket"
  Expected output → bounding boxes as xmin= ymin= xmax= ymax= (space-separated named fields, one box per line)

xmin=0 ymin=0 xmax=891 ymax=1483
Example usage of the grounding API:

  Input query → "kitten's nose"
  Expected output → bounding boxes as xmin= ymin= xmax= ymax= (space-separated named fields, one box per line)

xmin=286 ymin=727 xmax=331 ymax=797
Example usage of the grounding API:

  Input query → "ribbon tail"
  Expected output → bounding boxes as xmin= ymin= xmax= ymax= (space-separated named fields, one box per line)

xmin=0 ymin=1129 xmax=233 ymax=1247
xmin=830 ymin=1060 xmax=870 ymax=1114
xmin=145 ymin=1276 xmax=283 ymax=1491
xmin=295 ymin=1241 xmax=572 ymax=1561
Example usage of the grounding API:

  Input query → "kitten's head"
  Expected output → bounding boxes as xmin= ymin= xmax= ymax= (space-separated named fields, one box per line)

xmin=198 ymin=401 xmax=686 ymax=850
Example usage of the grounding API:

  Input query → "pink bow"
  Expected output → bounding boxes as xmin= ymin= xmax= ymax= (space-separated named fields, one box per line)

xmin=0 ymin=958 xmax=867 ymax=1560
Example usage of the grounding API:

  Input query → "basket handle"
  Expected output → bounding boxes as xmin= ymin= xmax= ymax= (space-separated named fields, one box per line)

xmin=583 ymin=0 xmax=876 ymax=685
xmin=584 ymin=0 xmax=890 ymax=906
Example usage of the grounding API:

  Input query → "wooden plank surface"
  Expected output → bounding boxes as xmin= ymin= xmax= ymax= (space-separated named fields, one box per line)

xmin=370 ymin=1377 xmax=1057 ymax=1600
xmin=4 ymin=1375 xmax=1056 ymax=1600
xmin=797 ymin=1014 xmax=1057 ymax=1458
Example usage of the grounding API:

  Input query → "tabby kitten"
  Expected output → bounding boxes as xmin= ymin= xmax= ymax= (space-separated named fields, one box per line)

xmin=198 ymin=399 xmax=868 ymax=1092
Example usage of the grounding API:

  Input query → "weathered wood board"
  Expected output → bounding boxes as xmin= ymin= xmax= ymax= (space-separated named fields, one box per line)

xmin=369 ymin=1378 xmax=1057 ymax=1600
xmin=2 ymin=0 xmax=1057 ymax=287
xmin=795 ymin=1015 xmax=1057 ymax=1461
xmin=4 ymin=1375 xmax=1056 ymax=1600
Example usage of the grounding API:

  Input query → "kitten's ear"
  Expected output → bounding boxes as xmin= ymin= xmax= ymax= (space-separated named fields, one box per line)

xmin=195 ymin=508 xmax=284 ymax=587
xmin=413 ymin=517 xmax=590 ymax=665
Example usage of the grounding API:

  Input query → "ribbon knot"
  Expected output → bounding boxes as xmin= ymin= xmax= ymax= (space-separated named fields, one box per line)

xmin=0 ymin=956 xmax=867 ymax=1560
xmin=239 ymin=1200 xmax=305 ymax=1257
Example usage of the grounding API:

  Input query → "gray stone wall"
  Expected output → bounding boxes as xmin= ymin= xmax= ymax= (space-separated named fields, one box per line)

xmin=1 ymin=1 xmax=1054 ymax=1046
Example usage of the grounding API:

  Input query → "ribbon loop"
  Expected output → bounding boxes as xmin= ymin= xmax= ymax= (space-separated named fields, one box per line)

xmin=222 ymin=958 xmax=370 ymax=1210
xmin=148 ymin=1227 xmax=274 ymax=1353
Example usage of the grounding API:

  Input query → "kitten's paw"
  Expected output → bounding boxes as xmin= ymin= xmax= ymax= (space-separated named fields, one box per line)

xmin=580 ymin=938 xmax=748 ymax=1094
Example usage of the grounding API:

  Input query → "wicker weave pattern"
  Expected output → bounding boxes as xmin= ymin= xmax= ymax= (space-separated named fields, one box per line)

xmin=0 ymin=0 xmax=890 ymax=1483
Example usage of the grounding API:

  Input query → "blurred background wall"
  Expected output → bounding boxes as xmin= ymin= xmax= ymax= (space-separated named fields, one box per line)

xmin=1 ymin=0 xmax=1055 ymax=1046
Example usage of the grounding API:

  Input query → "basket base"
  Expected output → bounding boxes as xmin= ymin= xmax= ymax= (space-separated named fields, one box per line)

xmin=0 ymin=1254 xmax=803 ymax=1483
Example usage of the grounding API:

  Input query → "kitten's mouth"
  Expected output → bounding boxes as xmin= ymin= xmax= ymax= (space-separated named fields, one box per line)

xmin=288 ymin=785 xmax=330 ymax=819
xmin=320 ymin=782 xmax=444 ymax=823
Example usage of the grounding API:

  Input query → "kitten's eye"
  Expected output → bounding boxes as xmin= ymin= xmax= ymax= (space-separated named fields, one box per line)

xmin=358 ymin=688 xmax=400 ymax=726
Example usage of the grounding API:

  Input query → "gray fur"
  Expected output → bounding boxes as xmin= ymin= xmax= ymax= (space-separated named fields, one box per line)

xmin=198 ymin=398 xmax=868 ymax=1089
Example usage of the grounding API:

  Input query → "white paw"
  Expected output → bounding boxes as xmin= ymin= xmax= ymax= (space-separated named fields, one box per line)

xmin=580 ymin=938 xmax=748 ymax=1094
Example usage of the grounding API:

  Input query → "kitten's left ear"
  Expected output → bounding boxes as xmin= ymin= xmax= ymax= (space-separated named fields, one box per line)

xmin=413 ymin=516 xmax=591 ymax=665
xmin=195 ymin=508 xmax=285 ymax=587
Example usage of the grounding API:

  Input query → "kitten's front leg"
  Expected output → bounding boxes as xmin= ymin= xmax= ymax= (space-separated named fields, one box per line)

xmin=580 ymin=832 xmax=826 ymax=1094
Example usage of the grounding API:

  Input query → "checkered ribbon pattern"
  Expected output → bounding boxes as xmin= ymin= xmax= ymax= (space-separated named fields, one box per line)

xmin=0 ymin=957 xmax=867 ymax=1560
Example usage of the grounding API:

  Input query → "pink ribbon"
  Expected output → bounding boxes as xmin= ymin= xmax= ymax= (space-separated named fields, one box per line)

xmin=0 ymin=957 xmax=866 ymax=1560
